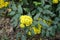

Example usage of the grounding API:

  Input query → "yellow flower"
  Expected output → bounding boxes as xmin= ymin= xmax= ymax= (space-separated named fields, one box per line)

xmin=0 ymin=0 xmax=9 ymax=9
xmin=43 ymin=20 xmax=47 ymax=23
xmin=20 ymin=24 xmax=25 ymax=28
xmin=38 ymin=24 xmax=42 ymax=29
xmin=20 ymin=15 xmax=33 ymax=26
xmin=33 ymin=27 xmax=40 ymax=34
xmin=28 ymin=31 xmax=31 ymax=35
xmin=47 ymin=22 xmax=51 ymax=26
xmin=0 ymin=5 xmax=3 ymax=8
xmin=52 ymin=0 xmax=58 ymax=4
xmin=4 ymin=2 xmax=9 ymax=7
xmin=47 ymin=20 xmax=52 ymax=26
xmin=32 ymin=25 xmax=42 ymax=34
xmin=27 ymin=24 xmax=42 ymax=35
xmin=0 ymin=0 xmax=4 ymax=4
xmin=43 ymin=19 xmax=52 ymax=26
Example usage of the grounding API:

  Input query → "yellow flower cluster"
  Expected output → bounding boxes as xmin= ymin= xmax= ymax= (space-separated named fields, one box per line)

xmin=33 ymin=24 xmax=42 ymax=34
xmin=52 ymin=0 xmax=59 ymax=4
xmin=19 ymin=15 xmax=33 ymax=28
xmin=28 ymin=24 xmax=42 ymax=35
xmin=28 ymin=31 xmax=31 ymax=35
xmin=43 ymin=19 xmax=52 ymax=26
xmin=38 ymin=18 xmax=52 ymax=26
xmin=28 ymin=18 xmax=52 ymax=35
xmin=0 ymin=0 xmax=9 ymax=8
xmin=19 ymin=16 xmax=52 ymax=35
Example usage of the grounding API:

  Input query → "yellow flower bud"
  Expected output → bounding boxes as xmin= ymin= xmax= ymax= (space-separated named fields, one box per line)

xmin=28 ymin=31 xmax=31 ymax=35
xmin=37 ymin=18 xmax=42 ymax=20
xmin=53 ymin=0 xmax=58 ymax=4
xmin=32 ymin=26 xmax=41 ymax=34
xmin=43 ymin=20 xmax=47 ymax=23
xmin=20 ymin=24 xmax=25 ymax=28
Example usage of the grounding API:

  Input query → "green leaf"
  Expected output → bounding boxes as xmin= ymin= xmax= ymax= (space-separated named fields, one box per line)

xmin=37 ymin=7 xmax=43 ymax=12
xmin=59 ymin=11 xmax=60 ymax=17
xmin=0 ymin=9 xmax=4 ymax=13
xmin=34 ymin=13 xmax=40 ymax=20
xmin=21 ymin=35 xmax=26 ymax=40
xmin=31 ymin=10 xmax=36 ymax=15
xmin=56 ymin=7 xmax=60 ymax=11
xmin=42 ymin=16 xmax=50 ymax=21
xmin=23 ymin=8 xmax=30 ymax=13
xmin=56 ymin=3 xmax=60 ymax=11
xmin=54 ymin=17 xmax=60 ymax=22
xmin=33 ymin=21 xmax=38 ymax=26
xmin=41 ymin=0 xmax=45 ymax=6
xmin=12 ymin=3 xmax=17 ymax=11
xmin=46 ymin=31 xmax=49 ymax=37
xmin=43 ymin=10 xmax=55 ymax=17
xmin=33 ymin=1 xmax=41 ymax=6
xmin=11 ymin=13 xmax=21 ymax=22
xmin=22 ymin=0 xmax=29 ymax=5
xmin=49 ymin=28 xmax=55 ymax=36
xmin=43 ymin=10 xmax=53 ymax=14
xmin=16 ymin=32 xmax=22 ymax=40
xmin=44 ymin=5 xmax=51 ymax=9
xmin=11 ymin=13 xmax=21 ymax=27
xmin=39 ymin=20 xmax=49 ymax=27
xmin=41 ymin=30 xmax=46 ymax=37
xmin=27 ymin=12 xmax=31 ymax=17
xmin=9 ymin=11 xmax=15 ymax=16
xmin=47 ymin=27 xmax=52 ymax=31
xmin=16 ymin=32 xmax=21 ymax=37
xmin=11 ymin=19 xmax=18 ymax=27
xmin=18 ymin=4 xmax=23 ymax=14
xmin=31 ymin=29 xmax=35 ymax=36
xmin=25 ymin=29 xmax=29 ymax=34
xmin=53 ymin=25 xmax=57 ymax=30
xmin=57 ymin=23 xmax=60 ymax=31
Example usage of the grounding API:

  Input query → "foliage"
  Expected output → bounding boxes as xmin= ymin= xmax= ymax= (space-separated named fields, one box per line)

xmin=0 ymin=0 xmax=60 ymax=40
